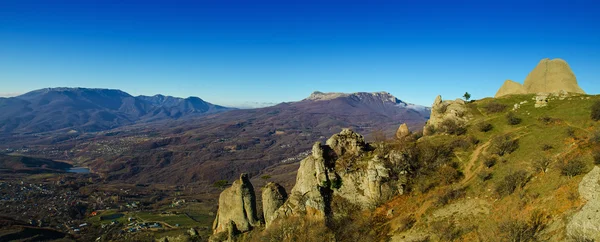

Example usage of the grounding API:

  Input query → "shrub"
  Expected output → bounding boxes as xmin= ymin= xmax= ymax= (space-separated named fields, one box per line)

xmin=478 ymin=170 xmax=493 ymax=181
xmin=468 ymin=135 xmax=480 ymax=145
xmin=477 ymin=122 xmax=493 ymax=132
xmin=485 ymin=102 xmax=508 ymax=113
xmin=331 ymin=178 xmax=343 ymax=189
xmin=484 ymin=156 xmax=497 ymax=168
xmin=424 ymin=125 xmax=436 ymax=135
xmin=593 ymin=150 xmax=600 ymax=165
xmin=541 ymin=144 xmax=553 ymax=151
xmin=559 ymin=158 xmax=587 ymax=177
xmin=491 ymin=135 xmax=520 ymax=156
xmin=432 ymin=219 xmax=463 ymax=241
xmin=496 ymin=170 xmax=529 ymax=196
xmin=436 ymin=187 xmax=467 ymax=206
xmin=538 ymin=115 xmax=556 ymax=125
xmin=213 ymin=180 xmax=229 ymax=190
xmin=451 ymin=138 xmax=470 ymax=150
xmin=566 ymin=127 xmax=576 ymax=138
xmin=590 ymin=131 xmax=600 ymax=144
xmin=396 ymin=215 xmax=416 ymax=233
xmin=532 ymin=157 xmax=551 ymax=173
xmin=506 ymin=112 xmax=522 ymax=125
xmin=591 ymin=100 xmax=600 ymax=121
xmin=440 ymin=119 xmax=467 ymax=135
xmin=499 ymin=210 xmax=548 ymax=242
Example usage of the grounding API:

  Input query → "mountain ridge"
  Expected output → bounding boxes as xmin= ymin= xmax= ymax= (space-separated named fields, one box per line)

xmin=0 ymin=87 xmax=232 ymax=134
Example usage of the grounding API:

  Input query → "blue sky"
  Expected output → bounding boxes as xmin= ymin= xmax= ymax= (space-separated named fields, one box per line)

xmin=1 ymin=0 xmax=599 ymax=107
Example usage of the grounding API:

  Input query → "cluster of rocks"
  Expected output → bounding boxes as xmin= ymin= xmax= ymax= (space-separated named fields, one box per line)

xmin=210 ymin=129 xmax=407 ymax=241
xmin=423 ymin=95 xmax=471 ymax=136
xmin=495 ymin=58 xmax=586 ymax=98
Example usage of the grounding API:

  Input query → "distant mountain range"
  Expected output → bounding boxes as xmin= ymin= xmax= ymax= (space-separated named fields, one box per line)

xmin=0 ymin=88 xmax=430 ymax=187
xmin=0 ymin=88 xmax=231 ymax=134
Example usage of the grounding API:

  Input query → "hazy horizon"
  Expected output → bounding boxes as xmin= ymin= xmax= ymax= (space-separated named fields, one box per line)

xmin=1 ymin=0 xmax=599 ymax=107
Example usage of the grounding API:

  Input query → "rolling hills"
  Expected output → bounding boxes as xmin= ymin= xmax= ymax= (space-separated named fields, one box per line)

xmin=0 ymin=87 xmax=231 ymax=134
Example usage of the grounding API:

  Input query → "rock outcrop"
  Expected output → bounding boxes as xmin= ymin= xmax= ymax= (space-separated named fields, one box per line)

xmin=495 ymin=58 xmax=586 ymax=97
xmin=566 ymin=166 xmax=600 ymax=241
xmin=395 ymin=123 xmax=410 ymax=139
xmin=494 ymin=80 xmax=527 ymax=98
xmin=423 ymin=95 xmax=471 ymax=136
xmin=326 ymin=129 xmax=368 ymax=156
xmin=211 ymin=129 xmax=408 ymax=235
xmin=270 ymin=129 xmax=407 ymax=226
xmin=212 ymin=173 xmax=259 ymax=234
xmin=262 ymin=182 xmax=288 ymax=227
xmin=523 ymin=58 xmax=585 ymax=94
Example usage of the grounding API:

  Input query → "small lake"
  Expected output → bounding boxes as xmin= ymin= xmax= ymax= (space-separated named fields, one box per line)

xmin=68 ymin=167 xmax=90 ymax=174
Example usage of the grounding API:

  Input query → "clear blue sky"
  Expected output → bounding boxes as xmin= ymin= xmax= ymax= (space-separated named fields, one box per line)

xmin=1 ymin=0 xmax=599 ymax=107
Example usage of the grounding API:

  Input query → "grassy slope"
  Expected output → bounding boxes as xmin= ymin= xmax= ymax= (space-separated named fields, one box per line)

xmin=385 ymin=93 xmax=600 ymax=241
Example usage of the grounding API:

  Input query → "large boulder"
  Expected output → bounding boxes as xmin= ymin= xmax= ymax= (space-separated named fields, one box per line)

xmin=523 ymin=58 xmax=585 ymax=94
xmin=395 ymin=123 xmax=410 ymax=139
xmin=495 ymin=80 xmax=527 ymax=98
xmin=212 ymin=173 xmax=259 ymax=234
xmin=262 ymin=182 xmax=288 ymax=227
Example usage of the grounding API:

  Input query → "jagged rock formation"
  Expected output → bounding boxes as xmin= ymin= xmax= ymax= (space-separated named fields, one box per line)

xmin=270 ymin=129 xmax=406 ymax=225
xmin=495 ymin=80 xmax=527 ymax=98
xmin=212 ymin=174 xmax=259 ymax=234
xmin=495 ymin=58 xmax=586 ymax=97
xmin=566 ymin=166 xmax=600 ymax=241
xmin=395 ymin=123 xmax=410 ymax=139
xmin=262 ymin=182 xmax=288 ymax=227
xmin=326 ymin=129 xmax=368 ymax=156
xmin=211 ymin=129 xmax=407 ymax=236
xmin=423 ymin=95 xmax=471 ymax=136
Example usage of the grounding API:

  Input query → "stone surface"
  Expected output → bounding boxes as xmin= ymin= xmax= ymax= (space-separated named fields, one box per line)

xmin=523 ymin=58 xmax=585 ymax=94
xmin=262 ymin=182 xmax=288 ymax=227
xmin=495 ymin=80 xmax=527 ymax=98
xmin=326 ymin=128 xmax=368 ymax=156
xmin=495 ymin=58 xmax=586 ymax=98
xmin=212 ymin=173 xmax=259 ymax=234
xmin=395 ymin=123 xmax=410 ymax=139
xmin=423 ymin=95 xmax=471 ymax=136
xmin=566 ymin=166 xmax=600 ymax=241
xmin=534 ymin=93 xmax=549 ymax=108
xmin=269 ymin=129 xmax=407 ymax=228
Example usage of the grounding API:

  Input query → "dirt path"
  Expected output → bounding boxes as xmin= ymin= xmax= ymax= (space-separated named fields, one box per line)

xmin=460 ymin=140 xmax=492 ymax=185
xmin=460 ymin=126 xmax=531 ymax=186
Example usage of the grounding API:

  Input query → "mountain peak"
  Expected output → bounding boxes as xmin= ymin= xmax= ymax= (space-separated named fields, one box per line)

xmin=306 ymin=91 xmax=399 ymax=103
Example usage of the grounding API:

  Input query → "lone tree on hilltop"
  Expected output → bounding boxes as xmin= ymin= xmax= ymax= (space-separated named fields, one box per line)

xmin=463 ymin=92 xmax=471 ymax=101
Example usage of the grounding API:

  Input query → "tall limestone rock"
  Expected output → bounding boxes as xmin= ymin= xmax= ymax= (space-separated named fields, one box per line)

xmin=523 ymin=58 xmax=585 ymax=94
xmin=270 ymin=129 xmax=407 ymax=227
xmin=495 ymin=58 xmax=586 ymax=97
xmin=423 ymin=95 xmax=471 ymax=136
xmin=495 ymin=80 xmax=527 ymax=98
xmin=262 ymin=182 xmax=288 ymax=227
xmin=212 ymin=173 xmax=259 ymax=234
xmin=395 ymin=123 xmax=410 ymax=139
